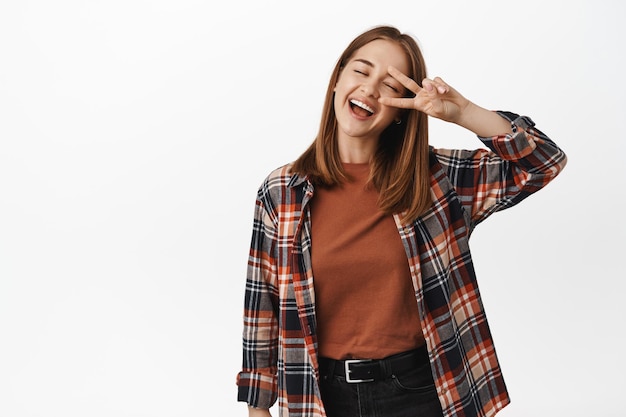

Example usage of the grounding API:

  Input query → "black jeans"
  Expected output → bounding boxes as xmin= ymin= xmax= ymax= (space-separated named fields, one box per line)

xmin=319 ymin=348 xmax=444 ymax=417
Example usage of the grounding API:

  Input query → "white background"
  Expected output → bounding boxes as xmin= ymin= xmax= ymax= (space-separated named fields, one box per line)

xmin=1 ymin=0 xmax=624 ymax=416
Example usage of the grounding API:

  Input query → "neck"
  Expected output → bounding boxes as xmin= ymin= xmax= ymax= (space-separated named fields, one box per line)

xmin=337 ymin=136 xmax=377 ymax=163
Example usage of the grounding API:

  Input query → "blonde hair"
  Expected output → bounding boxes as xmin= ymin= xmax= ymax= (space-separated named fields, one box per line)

xmin=291 ymin=25 xmax=431 ymax=224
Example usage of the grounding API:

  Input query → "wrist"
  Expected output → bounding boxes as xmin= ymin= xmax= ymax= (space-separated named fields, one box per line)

xmin=456 ymin=102 xmax=512 ymax=137
xmin=248 ymin=405 xmax=271 ymax=417
xmin=454 ymin=100 xmax=480 ymax=129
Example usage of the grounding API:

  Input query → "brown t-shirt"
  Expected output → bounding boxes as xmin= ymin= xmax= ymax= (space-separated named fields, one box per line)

xmin=310 ymin=163 xmax=425 ymax=360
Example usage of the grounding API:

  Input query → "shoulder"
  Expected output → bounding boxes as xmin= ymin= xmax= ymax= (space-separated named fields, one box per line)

xmin=257 ymin=163 xmax=308 ymax=202
xmin=261 ymin=163 xmax=302 ymax=188
xmin=264 ymin=163 xmax=295 ymax=183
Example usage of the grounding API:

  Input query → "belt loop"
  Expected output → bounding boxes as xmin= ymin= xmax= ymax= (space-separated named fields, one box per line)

xmin=323 ymin=358 xmax=336 ymax=381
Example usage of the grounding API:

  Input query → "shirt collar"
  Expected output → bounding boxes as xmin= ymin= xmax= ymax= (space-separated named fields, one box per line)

xmin=287 ymin=169 xmax=309 ymax=188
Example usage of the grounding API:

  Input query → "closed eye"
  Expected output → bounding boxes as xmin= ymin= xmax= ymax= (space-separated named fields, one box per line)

xmin=384 ymin=83 xmax=399 ymax=93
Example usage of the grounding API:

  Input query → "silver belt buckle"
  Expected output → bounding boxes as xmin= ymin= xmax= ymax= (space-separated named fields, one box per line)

xmin=344 ymin=359 xmax=374 ymax=383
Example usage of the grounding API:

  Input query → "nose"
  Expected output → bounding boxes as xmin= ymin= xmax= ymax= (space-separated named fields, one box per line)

xmin=360 ymin=81 xmax=379 ymax=98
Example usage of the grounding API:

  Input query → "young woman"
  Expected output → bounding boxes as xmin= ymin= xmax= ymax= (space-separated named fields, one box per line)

xmin=237 ymin=25 xmax=567 ymax=417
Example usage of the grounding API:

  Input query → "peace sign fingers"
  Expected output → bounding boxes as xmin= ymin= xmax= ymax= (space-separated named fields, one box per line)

xmin=379 ymin=66 xmax=467 ymax=123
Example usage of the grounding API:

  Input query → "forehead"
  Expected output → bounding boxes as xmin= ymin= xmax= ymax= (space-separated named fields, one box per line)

xmin=349 ymin=39 xmax=410 ymax=75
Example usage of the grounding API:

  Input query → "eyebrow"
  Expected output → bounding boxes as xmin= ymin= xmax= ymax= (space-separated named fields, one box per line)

xmin=353 ymin=58 xmax=374 ymax=67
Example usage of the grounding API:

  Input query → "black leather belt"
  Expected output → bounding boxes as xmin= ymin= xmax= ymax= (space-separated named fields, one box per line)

xmin=319 ymin=345 xmax=428 ymax=384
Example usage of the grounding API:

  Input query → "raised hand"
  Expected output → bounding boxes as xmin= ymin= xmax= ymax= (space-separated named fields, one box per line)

xmin=378 ymin=66 xmax=471 ymax=124
xmin=379 ymin=66 xmax=512 ymax=137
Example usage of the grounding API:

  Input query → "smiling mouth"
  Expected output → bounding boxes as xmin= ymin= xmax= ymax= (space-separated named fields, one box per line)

xmin=350 ymin=99 xmax=374 ymax=117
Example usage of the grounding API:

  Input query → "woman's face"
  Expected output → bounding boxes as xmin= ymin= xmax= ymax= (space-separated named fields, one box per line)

xmin=333 ymin=39 xmax=410 ymax=146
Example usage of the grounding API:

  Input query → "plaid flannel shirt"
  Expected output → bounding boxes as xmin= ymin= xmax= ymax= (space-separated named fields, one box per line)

xmin=237 ymin=112 xmax=567 ymax=417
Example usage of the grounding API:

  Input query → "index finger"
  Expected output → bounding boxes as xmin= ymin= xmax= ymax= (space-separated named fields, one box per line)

xmin=388 ymin=66 xmax=422 ymax=95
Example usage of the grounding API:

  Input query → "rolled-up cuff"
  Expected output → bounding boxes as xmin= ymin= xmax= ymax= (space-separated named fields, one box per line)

xmin=479 ymin=111 xmax=537 ymax=160
xmin=236 ymin=371 xmax=278 ymax=409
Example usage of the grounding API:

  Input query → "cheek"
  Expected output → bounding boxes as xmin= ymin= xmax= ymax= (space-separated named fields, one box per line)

xmin=333 ymin=81 xmax=350 ymax=108
xmin=381 ymin=107 xmax=401 ymax=123
xmin=334 ymin=77 xmax=347 ymax=94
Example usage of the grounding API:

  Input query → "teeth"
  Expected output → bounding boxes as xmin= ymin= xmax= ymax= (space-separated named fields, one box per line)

xmin=350 ymin=99 xmax=374 ymax=114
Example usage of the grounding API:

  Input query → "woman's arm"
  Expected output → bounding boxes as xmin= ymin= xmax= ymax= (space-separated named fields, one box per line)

xmin=453 ymin=101 xmax=512 ymax=138
xmin=433 ymin=112 xmax=567 ymax=228
xmin=237 ymin=184 xmax=280 ymax=410
xmin=379 ymin=66 xmax=567 ymax=227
